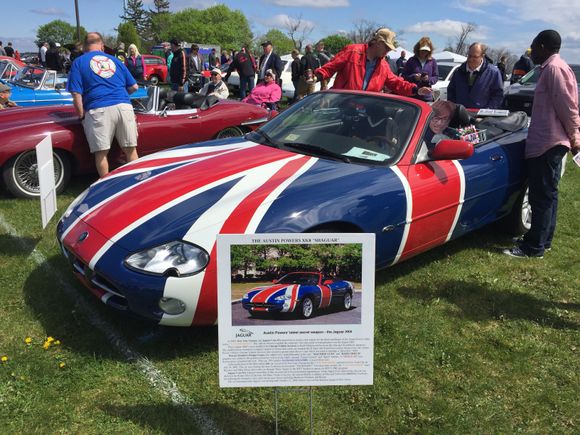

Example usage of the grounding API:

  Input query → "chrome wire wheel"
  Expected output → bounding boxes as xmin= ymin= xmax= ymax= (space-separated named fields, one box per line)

xmin=8 ymin=150 xmax=65 ymax=198
xmin=216 ymin=126 xmax=244 ymax=139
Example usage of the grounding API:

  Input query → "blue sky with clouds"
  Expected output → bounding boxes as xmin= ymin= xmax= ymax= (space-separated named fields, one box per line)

xmin=2 ymin=0 xmax=580 ymax=62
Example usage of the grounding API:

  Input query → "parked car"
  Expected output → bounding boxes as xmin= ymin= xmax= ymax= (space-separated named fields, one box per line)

xmin=432 ymin=61 xmax=461 ymax=101
xmin=3 ymin=65 xmax=148 ymax=107
xmin=142 ymin=54 xmax=168 ymax=85
xmin=57 ymin=91 xmax=531 ymax=327
xmin=0 ymin=86 xmax=272 ymax=198
xmin=223 ymin=54 xmax=335 ymax=98
xmin=241 ymin=272 xmax=354 ymax=319
xmin=0 ymin=56 xmax=25 ymax=80
xmin=503 ymin=64 xmax=580 ymax=115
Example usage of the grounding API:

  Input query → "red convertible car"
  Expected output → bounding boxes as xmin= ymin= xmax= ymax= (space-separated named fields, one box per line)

xmin=0 ymin=87 xmax=272 ymax=198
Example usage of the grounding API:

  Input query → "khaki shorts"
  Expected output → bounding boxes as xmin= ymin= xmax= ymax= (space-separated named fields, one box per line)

xmin=83 ymin=103 xmax=138 ymax=153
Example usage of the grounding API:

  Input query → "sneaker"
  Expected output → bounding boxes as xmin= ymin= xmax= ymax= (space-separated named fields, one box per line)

xmin=511 ymin=237 xmax=551 ymax=252
xmin=503 ymin=246 xmax=543 ymax=259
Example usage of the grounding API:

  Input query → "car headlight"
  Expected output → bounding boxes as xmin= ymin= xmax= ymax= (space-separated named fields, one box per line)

xmin=125 ymin=241 xmax=209 ymax=277
xmin=61 ymin=187 xmax=90 ymax=220
xmin=274 ymin=295 xmax=291 ymax=301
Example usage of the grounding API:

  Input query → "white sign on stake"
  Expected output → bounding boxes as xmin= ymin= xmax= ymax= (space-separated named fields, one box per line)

xmin=217 ymin=233 xmax=375 ymax=388
xmin=35 ymin=135 xmax=58 ymax=229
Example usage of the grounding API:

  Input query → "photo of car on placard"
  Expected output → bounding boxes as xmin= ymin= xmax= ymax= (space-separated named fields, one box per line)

xmin=241 ymin=272 xmax=355 ymax=320
xmin=57 ymin=90 xmax=531 ymax=327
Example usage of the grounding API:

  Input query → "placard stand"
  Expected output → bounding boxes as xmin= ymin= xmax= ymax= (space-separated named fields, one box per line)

xmin=274 ymin=387 xmax=314 ymax=435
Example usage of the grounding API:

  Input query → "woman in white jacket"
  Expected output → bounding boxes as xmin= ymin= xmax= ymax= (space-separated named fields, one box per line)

xmin=199 ymin=68 xmax=229 ymax=99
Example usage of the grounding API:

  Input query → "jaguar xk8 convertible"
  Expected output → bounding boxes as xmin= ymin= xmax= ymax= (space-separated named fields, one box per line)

xmin=57 ymin=90 xmax=530 ymax=326
xmin=241 ymin=272 xmax=354 ymax=319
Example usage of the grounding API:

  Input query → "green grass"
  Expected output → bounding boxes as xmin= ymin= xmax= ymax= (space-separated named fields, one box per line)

xmin=0 ymin=161 xmax=578 ymax=434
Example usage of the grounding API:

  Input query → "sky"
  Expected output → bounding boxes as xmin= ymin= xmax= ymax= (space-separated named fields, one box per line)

xmin=2 ymin=0 xmax=580 ymax=62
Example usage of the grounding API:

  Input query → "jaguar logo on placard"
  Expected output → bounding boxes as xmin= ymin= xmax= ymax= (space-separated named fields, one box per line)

xmin=235 ymin=328 xmax=254 ymax=338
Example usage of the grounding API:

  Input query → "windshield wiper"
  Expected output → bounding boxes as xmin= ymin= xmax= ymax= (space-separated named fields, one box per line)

xmin=283 ymin=142 xmax=351 ymax=163
xmin=249 ymin=129 xmax=279 ymax=148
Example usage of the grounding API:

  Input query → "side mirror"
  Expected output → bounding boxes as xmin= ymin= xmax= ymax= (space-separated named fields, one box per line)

xmin=159 ymin=105 xmax=169 ymax=118
xmin=430 ymin=139 xmax=474 ymax=161
xmin=272 ymin=279 xmax=278 ymax=284
xmin=55 ymin=83 xmax=65 ymax=90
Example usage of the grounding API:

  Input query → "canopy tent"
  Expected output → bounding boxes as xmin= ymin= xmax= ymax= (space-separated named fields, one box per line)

xmin=432 ymin=51 xmax=466 ymax=63
xmin=387 ymin=46 xmax=411 ymax=60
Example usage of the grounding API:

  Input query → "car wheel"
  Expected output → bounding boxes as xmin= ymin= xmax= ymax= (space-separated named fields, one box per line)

xmin=299 ymin=297 xmax=315 ymax=319
xmin=149 ymin=75 xmax=160 ymax=86
xmin=343 ymin=291 xmax=352 ymax=311
xmin=2 ymin=149 xmax=71 ymax=199
xmin=503 ymin=185 xmax=531 ymax=236
xmin=216 ymin=126 xmax=244 ymax=139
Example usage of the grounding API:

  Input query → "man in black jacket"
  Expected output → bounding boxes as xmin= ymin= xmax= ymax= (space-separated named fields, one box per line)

xmin=169 ymin=39 xmax=187 ymax=91
xmin=224 ymin=47 xmax=256 ymax=99
xmin=300 ymin=44 xmax=320 ymax=97
xmin=258 ymin=41 xmax=282 ymax=85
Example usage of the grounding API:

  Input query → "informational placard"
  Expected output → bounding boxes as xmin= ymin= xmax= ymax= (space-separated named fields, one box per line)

xmin=217 ymin=233 xmax=375 ymax=388
xmin=35 ymin=135 xmax=57 ymax=229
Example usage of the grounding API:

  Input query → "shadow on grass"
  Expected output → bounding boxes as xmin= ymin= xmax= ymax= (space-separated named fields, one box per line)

xmin=101 ymin=403 xmax=275 ymax=435
xmin=0 ymin=234 xmax=41 ymax=256
xmin=397 ymin=280 xmax=579 ymax=330
xmin=22 ymin=253 xmax=220 ymax=361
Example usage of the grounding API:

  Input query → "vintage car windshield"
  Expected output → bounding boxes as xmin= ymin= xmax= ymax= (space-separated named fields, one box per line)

xmin=13 ymin=66 xmax=46 ymax=89
xmin=250 ymin=92 xmax=419 ymax=165
xmin=278 ymin=273 xmax=320 ymax=286
xmin=0 ymin=61 xmax=20 ymax=80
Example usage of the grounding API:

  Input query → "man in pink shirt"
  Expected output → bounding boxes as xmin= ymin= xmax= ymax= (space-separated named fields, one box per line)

xmin=504 ymin=30 xmax=580 ymax=258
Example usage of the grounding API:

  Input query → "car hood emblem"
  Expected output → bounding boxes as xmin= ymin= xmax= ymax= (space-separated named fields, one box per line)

xmin=78 ymin=231 xmax=89 ymax=242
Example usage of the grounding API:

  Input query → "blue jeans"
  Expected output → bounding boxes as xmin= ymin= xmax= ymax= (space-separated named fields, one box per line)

xmin=522 ymin=145 xmax=568 ymax=256
xmin=239 ymin=75 xmax=255 ymax=99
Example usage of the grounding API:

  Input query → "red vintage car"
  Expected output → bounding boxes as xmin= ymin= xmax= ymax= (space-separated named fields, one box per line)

xmin=0 ymin=87 xmax=272 ymax=198
xmin=142 ymin=55 xmax=168 ymax=85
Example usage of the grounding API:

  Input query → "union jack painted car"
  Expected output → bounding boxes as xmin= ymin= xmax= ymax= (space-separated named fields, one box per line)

xmin=57 ymin=90 xmax=531 ymax=327
xmin=241 ymin=272 xmax=354 ymax=319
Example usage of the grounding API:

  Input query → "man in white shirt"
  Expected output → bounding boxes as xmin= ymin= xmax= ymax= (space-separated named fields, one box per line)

xmin=40 ymin=42 xmax=48 ymax=66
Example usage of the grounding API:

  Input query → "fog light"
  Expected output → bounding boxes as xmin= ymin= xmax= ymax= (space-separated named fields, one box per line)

xmin=158 ymin=297 xmax=186 ymax=315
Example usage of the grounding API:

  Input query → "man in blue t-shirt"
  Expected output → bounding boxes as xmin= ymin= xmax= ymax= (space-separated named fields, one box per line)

xmin=67 ymin=32 xmax=139 ymax=177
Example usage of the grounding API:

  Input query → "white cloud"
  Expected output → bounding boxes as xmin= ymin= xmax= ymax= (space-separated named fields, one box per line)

xmin=29 ymin=8 xmax=69 ymax=17
xmin=405 ymin=20 xmax=488 ymax=40
xmin=264 ymin=0 xmax=349 ymax=7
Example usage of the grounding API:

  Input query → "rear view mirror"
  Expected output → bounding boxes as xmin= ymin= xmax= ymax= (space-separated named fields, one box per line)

xmin=430 ymin=139 xmax=474 ymax=161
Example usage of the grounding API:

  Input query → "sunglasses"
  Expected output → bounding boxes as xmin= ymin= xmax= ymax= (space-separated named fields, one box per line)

xmin=211 ymin=72 xmax=219 ymax=76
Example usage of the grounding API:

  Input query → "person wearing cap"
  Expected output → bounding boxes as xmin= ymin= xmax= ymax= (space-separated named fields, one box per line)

xmin=447 ymin=42 xmax=504 ymax=109
xmin=46 ymin=41 xmax=63 ymax=72
xmin=199 ymin=68 xmax=229 ymax=99
xmin=403 ymin=37 xmax=438 ymax=102
xmin=313 ymin=28 xmax=431 ymax=97
xmin=0 ymin=83 xmax=18 ymax=109
xmin=258 ymin=41 xmax=282 ymax=84
xmin=242 ymin=69 xmax=281 ymax=108
xmin=169 ymin=39 xmax=188 ymax=91
xmin=504 ymin=30 xmax=580 ymax=259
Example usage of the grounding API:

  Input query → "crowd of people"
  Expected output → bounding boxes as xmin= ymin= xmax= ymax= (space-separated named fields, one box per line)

xmin=2 ymin=27 xmax=579 ymax=262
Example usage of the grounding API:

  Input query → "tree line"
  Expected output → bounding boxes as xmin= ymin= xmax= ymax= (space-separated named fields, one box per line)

xmin=231 ymin=244 xmax=363 ymax=282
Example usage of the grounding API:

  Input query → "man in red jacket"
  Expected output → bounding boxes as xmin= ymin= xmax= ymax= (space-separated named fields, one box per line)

xmin=313 ymin=28 xmax=431 ymax=97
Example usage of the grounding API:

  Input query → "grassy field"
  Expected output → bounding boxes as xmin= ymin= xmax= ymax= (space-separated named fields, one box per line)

xmin=0 ymin=160 xmax=578 ymax=434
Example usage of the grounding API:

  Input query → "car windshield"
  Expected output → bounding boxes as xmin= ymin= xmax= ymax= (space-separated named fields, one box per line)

xmin=13 ymin=66 xmax=46 ymax=89
xmin=250 ymin=92 xmax=419 ymax=166
xmin=278 ymin=273 xmax=319 ymax=286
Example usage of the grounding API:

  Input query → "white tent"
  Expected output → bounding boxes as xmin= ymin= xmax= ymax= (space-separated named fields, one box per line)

xmin=432 ymin=51 xmax=466 ymax=63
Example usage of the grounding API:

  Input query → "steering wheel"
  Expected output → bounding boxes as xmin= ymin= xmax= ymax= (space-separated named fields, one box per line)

xmin=132 ymin=99 xmax=148 ymax=112
xmin=367 ymin=136 xmax=398 ymax=157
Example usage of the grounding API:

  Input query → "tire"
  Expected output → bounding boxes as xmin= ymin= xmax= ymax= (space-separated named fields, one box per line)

xmin=503 ymin=185 xmax=531 ymax=236
xmin=343 ymin=291 xmax=352 ymax=311
xmin=149 ymin=75 xmax=160 ymax=86
xmin=216 ymin=126 xmax=245 ymax=139
xmin=2 ymin=149 xmax=71 ymax=199
xmin=299 ymin=297 xmax=315 ymax=319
